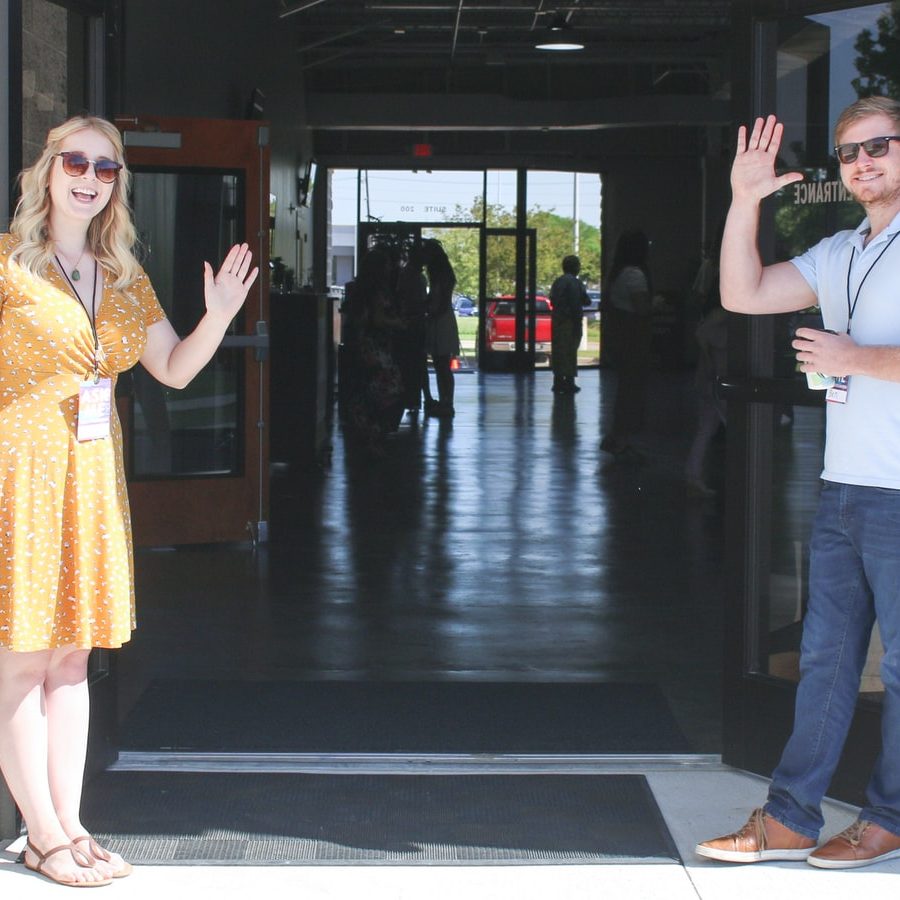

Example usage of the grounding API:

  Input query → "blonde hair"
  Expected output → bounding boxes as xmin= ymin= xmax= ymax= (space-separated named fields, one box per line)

xmin=9 ymin=115 xmax=141 ymax=289
xmin=834 ymin=96 xmax=900 ymax=145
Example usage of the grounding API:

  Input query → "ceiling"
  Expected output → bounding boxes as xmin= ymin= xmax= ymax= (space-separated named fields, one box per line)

xmin=280 ymin=1 xmax=733 ymax=74
xmin=275 ymin=1 xmax=736 ymax=162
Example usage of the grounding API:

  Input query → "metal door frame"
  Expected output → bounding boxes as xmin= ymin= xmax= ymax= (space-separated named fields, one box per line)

xmin=721 ymin=1 xmax=883 ymax=805
xmin=478 ymin=226 xmax=538 ymax=372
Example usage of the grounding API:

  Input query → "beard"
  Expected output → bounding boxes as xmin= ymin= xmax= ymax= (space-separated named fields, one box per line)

xmin=846 ymin=171 xmax=900 ymax=211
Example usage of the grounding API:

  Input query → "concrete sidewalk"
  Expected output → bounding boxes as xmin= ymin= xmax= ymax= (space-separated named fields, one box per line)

xmin=2 ymin=766 xmax=898 ymax=899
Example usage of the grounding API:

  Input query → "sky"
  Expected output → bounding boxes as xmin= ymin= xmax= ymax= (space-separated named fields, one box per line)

xmin=329 ymin=168 xmax=602 ymax=230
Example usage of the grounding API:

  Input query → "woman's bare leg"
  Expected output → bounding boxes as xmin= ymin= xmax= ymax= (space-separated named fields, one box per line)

xmin=43 ymin=646 xmax=127 ymax=877
xmin=0 ymin=646 xmax=107 ymax=884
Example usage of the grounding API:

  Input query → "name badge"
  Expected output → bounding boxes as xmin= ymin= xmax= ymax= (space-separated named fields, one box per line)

xmin=77 ymin=377 xmax=112 ymax=441
xmin=826 ymin=376 xmax=849 ymax=405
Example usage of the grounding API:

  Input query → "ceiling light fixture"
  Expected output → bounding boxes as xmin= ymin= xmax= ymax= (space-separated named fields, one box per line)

xmin=535 ymin=13 xmax=584 ymax=51
xmin=535 ymin=36 xmax=584 ymax=51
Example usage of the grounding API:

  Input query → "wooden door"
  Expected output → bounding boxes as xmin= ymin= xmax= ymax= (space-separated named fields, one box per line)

xmin=115 ymin=116 xmax=270 ymax=545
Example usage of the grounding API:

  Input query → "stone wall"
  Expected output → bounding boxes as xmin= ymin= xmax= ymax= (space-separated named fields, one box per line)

xmin=21 ymin=0 xmax=68 ymax=165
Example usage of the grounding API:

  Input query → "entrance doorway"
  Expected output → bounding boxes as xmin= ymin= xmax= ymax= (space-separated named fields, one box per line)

xmin=328 ymin=167 xmax=603 ymax=374
xmin=478 ymin=226 xmax=539 ymax=372
xmin=356 ymin=220 xmax=540 ymax=374
xmin=110 ymin=367 xmax=722 ymax=767
xmin=114 ymin=116 xmax=270 ymax=546
xmin=722 ymin=2 xmax=892 ymax=806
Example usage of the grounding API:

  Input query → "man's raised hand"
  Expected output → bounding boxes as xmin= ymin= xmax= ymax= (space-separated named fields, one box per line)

xmin=731 ymin=115 xmax=804 ymax=203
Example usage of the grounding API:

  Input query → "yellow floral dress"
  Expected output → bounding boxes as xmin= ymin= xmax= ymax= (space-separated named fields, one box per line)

xmin=0 ymin=234 xmax=166 ymax=651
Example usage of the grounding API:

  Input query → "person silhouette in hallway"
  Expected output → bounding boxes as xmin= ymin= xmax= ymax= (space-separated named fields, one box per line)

xmin=394 ymin=243 xmax=429 ymax=416
xmin=684 ymin=302 xmax=727 ymax=497
xmin=685 ymin=231 xmax=728 ymax=497
xmin=0 ymin=115 xmax=257 ymax=887
xmin=600 ymin=230 xmax=653 ymax=458
xmin=421 ymin=238 xmax=459 ymax=418
xmin=342 ymin=245 xmax=404 ymax=455
xmin=696 ymin=97 xmax=900 ymax=870
xmin=549 ymin=254 xmax=590 ymax=394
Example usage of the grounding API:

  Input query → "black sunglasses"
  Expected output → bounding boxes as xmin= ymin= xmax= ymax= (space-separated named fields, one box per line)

xmin=55 ymin=151 xmax=123 ymax=183
xmin=834 ymin=135 xmax=900 ymax=165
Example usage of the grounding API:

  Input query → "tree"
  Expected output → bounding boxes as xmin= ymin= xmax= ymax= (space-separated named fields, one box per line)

xmin=527 ymin=208 xmax=601 ymax=290
xmin=773 ymin=190 xmax=859 ymax=261
xmin=852 ymin=3 xmax=900 ymax=98
xmin=438 ymin=197 xmax=601 ymax=298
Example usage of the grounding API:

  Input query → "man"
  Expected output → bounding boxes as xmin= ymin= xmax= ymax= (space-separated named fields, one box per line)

xmin=696 ymin=95 xmax=900 ymax=870
xmin=549 ymin=254 xmax=589 ymax=393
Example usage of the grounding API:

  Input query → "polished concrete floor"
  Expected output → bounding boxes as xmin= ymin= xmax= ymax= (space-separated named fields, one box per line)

xmin=10 ymin=368 xmax=897 ymax=894
xmin=120 ymin=367 xmax=726 ymax=753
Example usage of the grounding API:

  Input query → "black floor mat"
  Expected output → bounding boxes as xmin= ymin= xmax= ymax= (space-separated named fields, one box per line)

xmin=84 ymin=772 xmax=679 ymax=865
xmin=119 ymin=681 xmax=691 ymax=753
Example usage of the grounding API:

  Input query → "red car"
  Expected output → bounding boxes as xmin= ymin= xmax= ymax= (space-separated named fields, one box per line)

xmin=484 ymin=295 xmax=553 ymax=360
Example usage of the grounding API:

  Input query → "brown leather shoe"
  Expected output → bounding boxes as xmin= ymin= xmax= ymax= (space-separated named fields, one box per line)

xmin=808 ymin=820 xmax=900 ymax=869
xmin=695 ymin=808 xmax=817 ymax=863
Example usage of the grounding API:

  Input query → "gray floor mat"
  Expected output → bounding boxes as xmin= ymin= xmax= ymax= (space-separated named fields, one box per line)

xmin=84 ymin=772 xmax=679 ymax=865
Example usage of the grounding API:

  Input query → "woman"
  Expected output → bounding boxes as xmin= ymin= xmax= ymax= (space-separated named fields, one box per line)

xmin=600 ymin=230 xmax=653 ymax=458
xmin=0 ymin=116 xmax=257 ymax=886
xmin=421 ymin=239 xmax=459 ymax=418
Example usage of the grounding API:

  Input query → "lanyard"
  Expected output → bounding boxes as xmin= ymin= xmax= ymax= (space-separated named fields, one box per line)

xmin=845 ymin=229 xmax=900 ymax=335
xmin=56 ymin=255 xmax=101 ymax=380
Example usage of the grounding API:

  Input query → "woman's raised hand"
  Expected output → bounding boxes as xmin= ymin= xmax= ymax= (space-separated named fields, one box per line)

xmin=731 ymin=115 xmax=804 ymax=202
xmin=203 ymin=243 xmax=259 ymax=325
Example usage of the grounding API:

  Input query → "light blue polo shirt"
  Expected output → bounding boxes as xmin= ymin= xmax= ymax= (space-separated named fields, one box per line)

xmin=791 ymin=210 xmax=900 ymax=488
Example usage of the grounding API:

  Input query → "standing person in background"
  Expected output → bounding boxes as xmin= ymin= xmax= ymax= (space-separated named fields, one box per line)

xmin=0 ymin=115 xmax=257 ymax=887
xmin=421 ymin=238 xmax=460 ymax=419
xmin=549 ymin=254 xmax=590 ymax=394
xmin=684 ymin=303 xmax=728 ymax=496
xmin=600 ymin=230 xmax=653 ymax=458
xmin=342 ymin=245 xmax=404 ymax=455
xmin=394 ymin=244 xmax=429 ymax=417
xmin=697 ymin=97 xmax=900 ymax=870
xmin=685 ymin=226 xmax=728 ymax=497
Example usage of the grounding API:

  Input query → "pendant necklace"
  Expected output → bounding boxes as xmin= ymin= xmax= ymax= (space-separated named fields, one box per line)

xmin=56 ymin=244 xmax=87 ymax=281
xmin=56 ymin=255 xmax=100 ymax=374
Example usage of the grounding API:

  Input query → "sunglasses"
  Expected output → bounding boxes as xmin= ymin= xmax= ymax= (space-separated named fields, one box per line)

xmin=834 ymin=135 xmax=900 ymax=165
xmin=55 ymin=151 xmax=123 ymax=183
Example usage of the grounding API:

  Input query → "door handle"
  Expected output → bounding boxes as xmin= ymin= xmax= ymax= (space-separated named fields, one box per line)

xmin=718 ymin=377 xmax=822 ymax=405
xmin=221 ymin=322 xmax=269 ymax=361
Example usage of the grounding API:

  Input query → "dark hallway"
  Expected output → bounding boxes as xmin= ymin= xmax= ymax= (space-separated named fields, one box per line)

xmin=117 ymin=367 xmax=726 ymax=756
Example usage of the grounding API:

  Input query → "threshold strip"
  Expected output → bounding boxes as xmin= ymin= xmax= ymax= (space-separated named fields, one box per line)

xmin=111 ymin=751 xmax=722 ymax=774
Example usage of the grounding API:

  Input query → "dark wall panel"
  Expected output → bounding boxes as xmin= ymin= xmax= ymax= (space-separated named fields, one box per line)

xmin=120 ymin=0 xmax=312 ymax=267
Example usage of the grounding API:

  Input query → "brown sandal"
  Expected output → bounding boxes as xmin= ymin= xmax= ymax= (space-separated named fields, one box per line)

xmin=72 ymin=835 xmax=134 ymax=878
xmin=24 ymin=839 xmax=113 ymax=887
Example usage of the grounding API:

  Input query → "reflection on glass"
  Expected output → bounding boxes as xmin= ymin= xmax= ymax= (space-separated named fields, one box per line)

xmin=767 ymin=405 xmax=825 ymax=682
xmin=766 ymin=404 xmax=883 ymax=698
xmin=763 ymin=3 xmax=891 ymax=699
xmin=772 ymin=4 xmax=892 ymax=265
xmin=129 ymin=170 xmax=245 ymax=479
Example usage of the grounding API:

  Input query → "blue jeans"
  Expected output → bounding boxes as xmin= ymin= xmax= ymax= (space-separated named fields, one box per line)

xmin=766 ymin=482 xmax=900 ymax=839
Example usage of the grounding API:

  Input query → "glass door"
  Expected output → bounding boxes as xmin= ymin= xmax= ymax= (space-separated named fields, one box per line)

xmin=355 ymin=220 xmax=537 ymax=373
xmin=479 ymin=227 xmax=538 ymax=372
xmin=115 ymin=116 xmax=270 ymax=546
xmin=723 ymin=1 xmax=893 ymax=805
